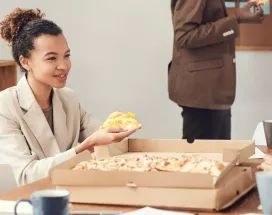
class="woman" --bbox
[0,8,140,186]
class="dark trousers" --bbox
[180,106,231,141]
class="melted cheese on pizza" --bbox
[100,111,141,129]
[256,0,268,5]
[73,154,226,177]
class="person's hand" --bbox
[236,1,264,24]
[75,126,141,154]
[257,154,272,171]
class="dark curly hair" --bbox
[0,8,63,72]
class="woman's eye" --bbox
[65,54,70,58]
[47,57,56,61]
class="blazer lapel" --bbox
[18,76,61,157]
[52,90,68,152]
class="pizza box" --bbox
[50,139,256,211]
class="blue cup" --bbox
[14,189,69,215]
[256,171,272,215]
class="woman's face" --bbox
[26,33,71,89]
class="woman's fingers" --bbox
[259,161,272,171]
[112,127,140,140]
[105,127,128,133]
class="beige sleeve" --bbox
[0,114,77,186]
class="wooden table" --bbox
[0,147,270,215]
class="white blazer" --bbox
[0,75,101,186]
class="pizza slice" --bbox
[249,0,268,5]
[100,111,141,129]
[257,0,268,5]
[180,155,225,177]
[155,157,188,172]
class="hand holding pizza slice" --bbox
[74,111,141,154]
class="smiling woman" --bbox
[0,8,140,186]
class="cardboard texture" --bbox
[50,139,256,211]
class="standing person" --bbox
[0,8,140,186]
[168,0,264,141]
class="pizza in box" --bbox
[76,111,225,177]
[73,154,225,177]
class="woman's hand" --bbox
[75,126,141,154]
[258,154,272,171]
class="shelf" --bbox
[0,60,17,91]
[0,60,16,67]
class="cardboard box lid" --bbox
[55,166,255,211]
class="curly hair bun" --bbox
[0,8,45,44]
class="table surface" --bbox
[0,147,270,215]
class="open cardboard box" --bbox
[50,139,256,211]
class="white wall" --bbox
[1,0,272,140]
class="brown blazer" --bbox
[168,0,239,110]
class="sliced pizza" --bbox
[73,154,226,177]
